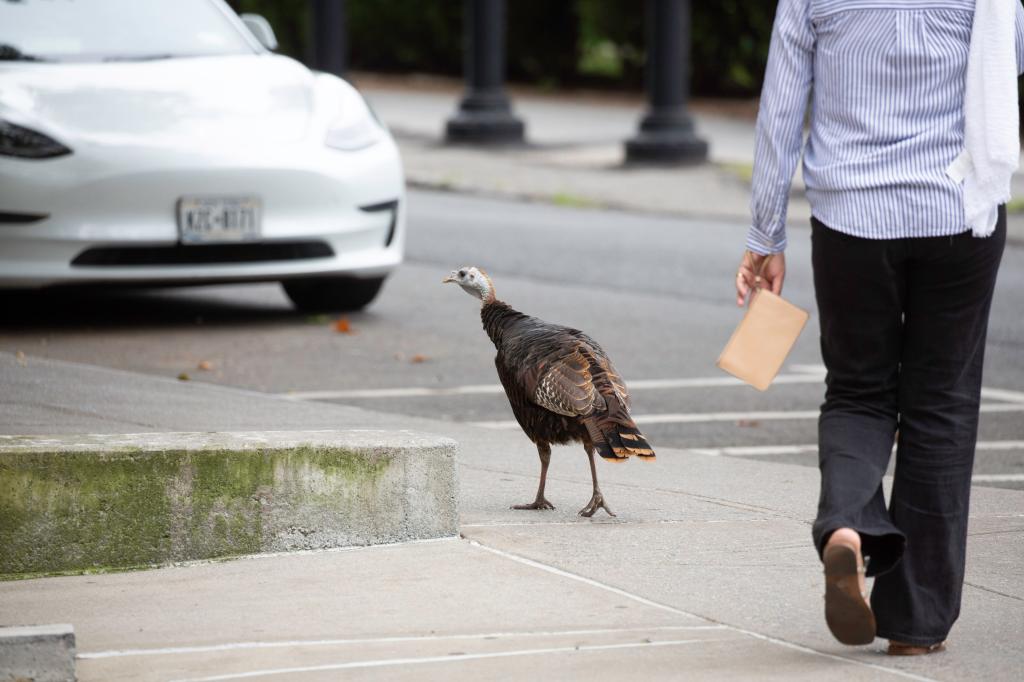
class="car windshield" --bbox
[0,0,256,62]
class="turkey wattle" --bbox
[443,266,655,517]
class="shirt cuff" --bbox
[745,226,787,255]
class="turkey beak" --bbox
[442,272,457,284]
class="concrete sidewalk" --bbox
[355,73,1024,244]
[1,351,1021,681]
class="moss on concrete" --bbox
[0,445,393,580]
[0,451,178,575]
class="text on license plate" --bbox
[177,196,262,244]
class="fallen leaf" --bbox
[16,351,27,366]
[197,360,214,371]
[306,314,330,325]
[410,354,429,364]
[177,372,191,381]
[736,419,760,428]
[334,317,353,334]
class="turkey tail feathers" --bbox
[588,418,656,462]
[579,348,656,462]
[615,425,656,460]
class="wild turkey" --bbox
[443,266,655,517]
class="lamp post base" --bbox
[625,131,709,165]
[626,110,708,164]
[445,108,525,145]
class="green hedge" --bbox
[230,0,1024,115]
[230,0,777,97]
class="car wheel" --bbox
[282,275,386,312]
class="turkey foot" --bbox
[578,491,615,518]
[512,497,555,511]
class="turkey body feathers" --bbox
[482,300,655,461]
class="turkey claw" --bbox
[578,492,615,518]
[512,498,555,511]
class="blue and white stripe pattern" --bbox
[748,0,1024,254]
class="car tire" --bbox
[282,275,386,312]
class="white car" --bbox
[0,0,404,311]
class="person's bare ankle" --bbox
[827,527,861,552]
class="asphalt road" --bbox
[2,189,1023,490]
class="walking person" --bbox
[735,0,1024,653]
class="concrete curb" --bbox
[0,624,76,682]
[0,430,459,579]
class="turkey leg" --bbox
[579,442,615,517]
[512,442,555,510]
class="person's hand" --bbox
[735,250,786,306]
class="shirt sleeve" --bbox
[1016,1,1024,74]
[747,0,814,255]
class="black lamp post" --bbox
[626,0,708,164]
[311,0,347,79]
[445,0,525,144]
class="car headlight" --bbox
[324,91,384,152]
[0,120,72,159]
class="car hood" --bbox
[0,54,320,148]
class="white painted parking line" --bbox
[980,387,1024,404]
[688,445,820,457]
[277,372,828,401]
[279,370,1024,416]
[689,440,1024,457]
[469,403,1024,430]
[683,442,1024,485]
[281,383,501,400]
[970,474,1024,483]
[168,638,738,681]
[467,410,815,430]
[788,364,827,375]
[973,440,1024,451]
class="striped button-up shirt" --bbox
[748,0,1024,255]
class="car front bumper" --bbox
[0,136,405,288]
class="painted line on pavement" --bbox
[461,518,781,529]
[79,625,725,660]
[467,540,937,682]
[277,371,829,401]
[688,440,1024,458]
[682,441,1024,486]
[167,638,738,681]
[278,369,1024,406]
[688,444,819,457]
[470,410,818,429]
[970,474,1024,483]
[469,403,1024,430]
[981,387,1024,404]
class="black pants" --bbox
[810,209,1005,646]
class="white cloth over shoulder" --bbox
[949,0,1020,236]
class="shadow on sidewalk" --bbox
[0,286,312,331]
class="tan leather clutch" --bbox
[717,288,809,391]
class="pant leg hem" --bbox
[876,630,948,647]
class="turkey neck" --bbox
[481,300,529,348]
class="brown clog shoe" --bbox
[887,640,946,656]
[823,542,876,645]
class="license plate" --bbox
[177,196,261,244]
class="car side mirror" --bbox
[240,13,278,51]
